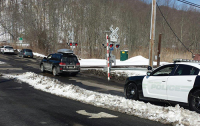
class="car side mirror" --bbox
[147,71,152,76]
[147,66,152,70]
[44,57,47,60]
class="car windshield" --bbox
[5,47,13,49]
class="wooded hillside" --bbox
[0,0,200,61]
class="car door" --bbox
[44,54,52,70]
[19,50,23,56]
[48,54,57,71]
[142,64,176,100]
[167,64,199,103]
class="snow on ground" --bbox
[3,72,200,126]
[0,61,5,64]
[79,55,169,67]
[33,52,46,58]
[113,70,147,76]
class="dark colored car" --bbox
[40,50,80,76]
[18,49,33,58]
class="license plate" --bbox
[68,66,74,68]
[28,56,30,57]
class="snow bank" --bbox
[0,61,5,64]
[3,72,200,126]
[33,52,46,58]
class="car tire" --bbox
[52,67,58,76]
[40,64,45,73]
[189,90,200,113]
[125,83,138,100]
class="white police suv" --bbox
[124,59,200,113]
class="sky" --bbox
[187,0,200,4]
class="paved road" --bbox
[0,53,170,126]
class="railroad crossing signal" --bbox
[109,25,119,42]
[68,28,78,51]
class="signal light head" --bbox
[69,43,73,46]
[75,43,78,46]
[109,44,113,48]
[115,44,120,48]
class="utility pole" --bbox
[149,0,156,67]
[157,33,162,67]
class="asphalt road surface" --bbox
[0,53,170,126]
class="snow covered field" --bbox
[1,53,200,125]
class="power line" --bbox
[156,2,194,56]
[177,0,200,9]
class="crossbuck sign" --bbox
[68,28,74,40]
[109,25,119,42]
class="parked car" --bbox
[40,49,80,76]
[18,49,33,58]
[0,45,14,54]
[124,59,200,113]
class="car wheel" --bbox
[52,67,58,76]
[125,83,138,100]
[40,64,45,73]
[189,90,200,113]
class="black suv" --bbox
[40,49,80,76]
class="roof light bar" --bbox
[173,58,200,63]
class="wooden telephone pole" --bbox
[157,34,162,67]
[149,0,156,67]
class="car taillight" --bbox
[59,62,66,65]
[76,63,80,66]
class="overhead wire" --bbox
[156,2,194,56]
[177,0,200,9]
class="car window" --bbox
[47,55,52,59]
[152,65,175,76]
[62,56,78,64]
[55,54,61,61]
[174,65,199,75]
[25,49,32,52]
